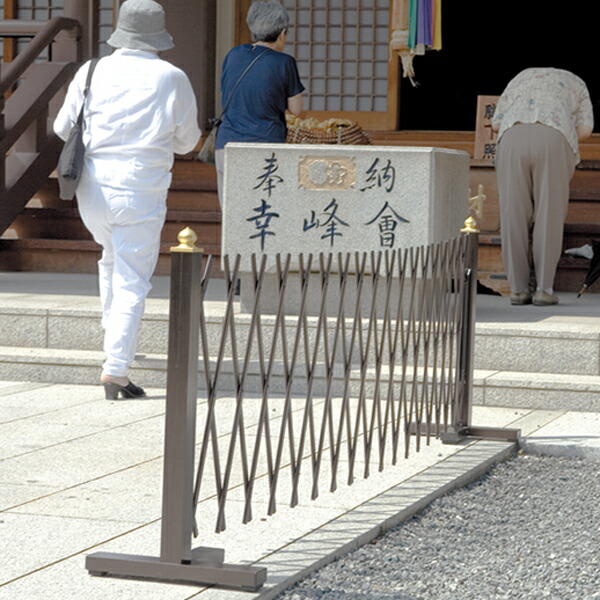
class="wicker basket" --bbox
[286,119,371,145]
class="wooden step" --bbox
[476,224,600,295]
[0,160,222,275]
[0,237,221,275]
[8,205,221,244]
[369,130,475,155]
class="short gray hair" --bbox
[247,0,289,42]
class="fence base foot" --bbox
[85,549,267,591]
[439,426,521,445]
[407,423,521,444]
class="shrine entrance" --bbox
[399,0,599,131]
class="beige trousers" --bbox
[495,123,576,294]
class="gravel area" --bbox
[275,454,600,600]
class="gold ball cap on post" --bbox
[170,227,204,253]
[461,216,479,234]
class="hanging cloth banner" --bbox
[408,0,442,50]
[416,0,433,47]
[408,0,418,49]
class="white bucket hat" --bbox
[107,0,174,52]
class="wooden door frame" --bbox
[3,0,18,62]
[235,0,399,131]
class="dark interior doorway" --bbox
[398,1,599,131]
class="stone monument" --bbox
[221,143,469,315]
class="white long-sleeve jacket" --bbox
[54,48,201,192]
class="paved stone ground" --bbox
[1,378,599,600]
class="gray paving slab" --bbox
[520,410,600,459]
[0,377,597,600]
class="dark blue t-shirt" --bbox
[215,44,305,150]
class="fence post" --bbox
[85,228,267,591]
[160,227,205,564]
[440,216,520,444]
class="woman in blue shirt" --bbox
[215,0,305,203]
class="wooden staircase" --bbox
[0,159,221,276]
[2,131,600,293]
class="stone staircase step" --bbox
[2,285,600,411]
[475,321,600,375]
[1,345,599,412]
[474,369,600,412]
[4,297,599,376]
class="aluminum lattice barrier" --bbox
[86,226,520,591]
[192,237,468,535]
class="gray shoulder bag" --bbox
[57,58,99,200]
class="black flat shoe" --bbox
[103,381,146,400]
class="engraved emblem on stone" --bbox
[299,156,356,191]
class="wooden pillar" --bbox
[392,0,409,30]
[161,0,216,131]
[63,0,93,60]
[390,0,410,57]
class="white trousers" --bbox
[77,174,167,378]
[496,123,576,294]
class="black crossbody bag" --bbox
[197,49,267,164]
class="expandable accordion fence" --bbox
[86,225,520,591]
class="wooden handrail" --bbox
[0,16,82,235]
[0,16,80,96]
[0,19,52,36]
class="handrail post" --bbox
[62,0,89,61]
[85,229,267,591]
[52,20,82,63]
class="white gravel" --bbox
[274,454,600,600]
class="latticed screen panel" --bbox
[283,0,390,112]
[16,0,64,20]
[12,0,64,58]
[5,0,116,58]
[14,0,62,56]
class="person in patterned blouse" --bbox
[492,67,594,306]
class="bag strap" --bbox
[76,58,99,126]
[217,48,268,123]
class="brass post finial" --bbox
[461,216,479,234]
[171,227,204,253]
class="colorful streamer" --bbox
[408,0,442,51]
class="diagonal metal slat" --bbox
[191,234,474,535]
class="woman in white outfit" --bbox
[54,0,201,399]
